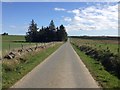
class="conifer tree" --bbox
[25,19,39,42]
[25,20,68,42]
[49,20,56,31]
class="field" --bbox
[2,35,39,56]
[71,36,120,88]
[70,37,119,55]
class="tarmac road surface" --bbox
[11,42,99,88]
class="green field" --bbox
[2,35,25,42]
[70,37,118,54]
[2,35,38,55]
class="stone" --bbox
[29,48,33,51]
[4,54,13,59]
[0,57,2,60]
[18,49,23,54]
[9,52,15,58]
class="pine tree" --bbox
[25,19,39,42]
[49,20,56,31]
[57,25,68,41]
[25,20,68,42]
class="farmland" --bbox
[2,35,39,56]
[70,36,119,55]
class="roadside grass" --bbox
[72,44,120,88]
[2,43,62,89]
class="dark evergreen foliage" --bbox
[2,32,8,35]
[25,20,68,42]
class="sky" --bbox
[1,0,119,2]
[1,1,118,36]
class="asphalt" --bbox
[11,42,99,88]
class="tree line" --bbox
[1,32,8,35]
[25,20,68,42]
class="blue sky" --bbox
[2,2,118,36]
[1,0,119,2]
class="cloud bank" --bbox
[55,3,118,33]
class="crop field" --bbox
[1,35,39,56]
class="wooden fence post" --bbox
[9,43,10,52]
[36,43,38,48]
[21,43,23,49]
[117,48,119,53]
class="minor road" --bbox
[12,42,99,88]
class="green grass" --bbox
[2,35,25,42]
[2,42,36,53]
[2,35,39,56]
[2,35,26,52]
[72,44,120,88]
[2,43,62,89]
[89,43,118,54]
[71,38,118,54]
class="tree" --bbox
[25,19,39,42]
[49,20,56,31]
[57,25,68,41]
[2,32,8,35]
[25,20,68,42]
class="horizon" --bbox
[2,2,118,36]
[1,34,119,37]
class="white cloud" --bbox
[70,9,80,15]
[74,16,81,21]
[64,3,118,32]
[64,17,72,22]
[54,8,66,11]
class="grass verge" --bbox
[2,43,62,89]
[72,43,120,88]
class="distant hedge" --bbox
[2,32,8,35]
